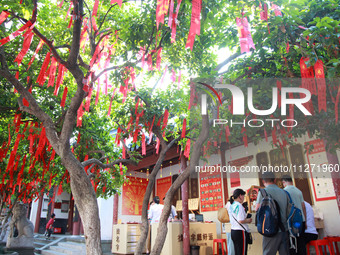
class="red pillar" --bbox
[325,143,340,213]
[181,155,190,255]
[34,193,43,233]
[113,193,119,224]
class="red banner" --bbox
[122,177,149,215]
[199,165,223,212]
[156,176,172,204]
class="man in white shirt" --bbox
[148,196,164,224]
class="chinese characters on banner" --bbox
[156,176,172,204]
[305,139,336,201]
[199,165,223,212]
[122,177,148,215]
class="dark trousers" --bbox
[231,229,247,255]
[303,233,318,244]
[289,222,306,255]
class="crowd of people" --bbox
[227,172,318,255]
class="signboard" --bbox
[156,176,172,204]
[305,139,336,201]
[199,165,223,212]
[122,177,148,215]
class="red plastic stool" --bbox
[213,239,227,255]
[324,237,340,255]
[307,239,334,255]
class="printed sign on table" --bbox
[122,177,148,215]
[156,176,172,204]
[199,165,223,212]
[305,139,336,201]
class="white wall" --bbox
[98,197,114,240]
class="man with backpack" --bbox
[282,175,307,255]
[256,172,290,255]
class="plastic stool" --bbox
[324,237,340,255]
[307,239,334,255]
[213,239,227,255]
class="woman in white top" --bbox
[228,189,252,255]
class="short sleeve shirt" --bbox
[148,203,164,224]
[256,184,289,231]
[228,201,249,231]
[284,185,305,221]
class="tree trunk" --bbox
[151,114,209,255]
[134,134,179,254]
[181,156,190,255]
[62,153,102,254]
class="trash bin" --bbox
[190,245,200,255]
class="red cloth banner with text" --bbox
[199,165,223,212]
[156,176,172,204]
[122,177,149,215]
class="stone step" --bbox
[58,241,86,251]
[41,250,66,255]
[50,245,81,255]
[34,241,48,248]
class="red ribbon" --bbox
[60,86,68,107]
[185,0,201,50]
[111,0,122,7]
[142,134,146,155]
[314,60,327,112]
[85,88,93,112]
[27,39,44,70]
[181,118,187,138]
[184,139,191,158]
[0,20,33,46]
[0,11,10,26]
[48,57,58,87]
[162,109,169,130]
[93,0,100,16]
[14,29,34,66]
[77,102,84,127]
[36,52,51,86]
[54,64,65,96]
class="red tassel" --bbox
[23,98,29,107]
[181,118,187,138]
[85,89,93,112]
[60,86,68,107]
[67,16,73,29]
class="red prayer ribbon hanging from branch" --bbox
[0,11,10,25]
[0,20,34,46]
[300,57,316,95]
[185,0,201,51]
[92,0,99,16]
[14,29,34,66]
[111,0,122,7]
[314,60,327,112]
[36,52,51,86]
[60,86,68,107]
[27,39,44,70]
[236,17,255,53]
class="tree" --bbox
[0,0,230,253]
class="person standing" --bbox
[302,201,318,243]
[148,196,164,224]
[228,189,252,255]
[282,175,307,255]
[45,213,55,239]
[256,172,290,255]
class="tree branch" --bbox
[215,52,242,72]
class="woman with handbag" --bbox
[227,189,252,255]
